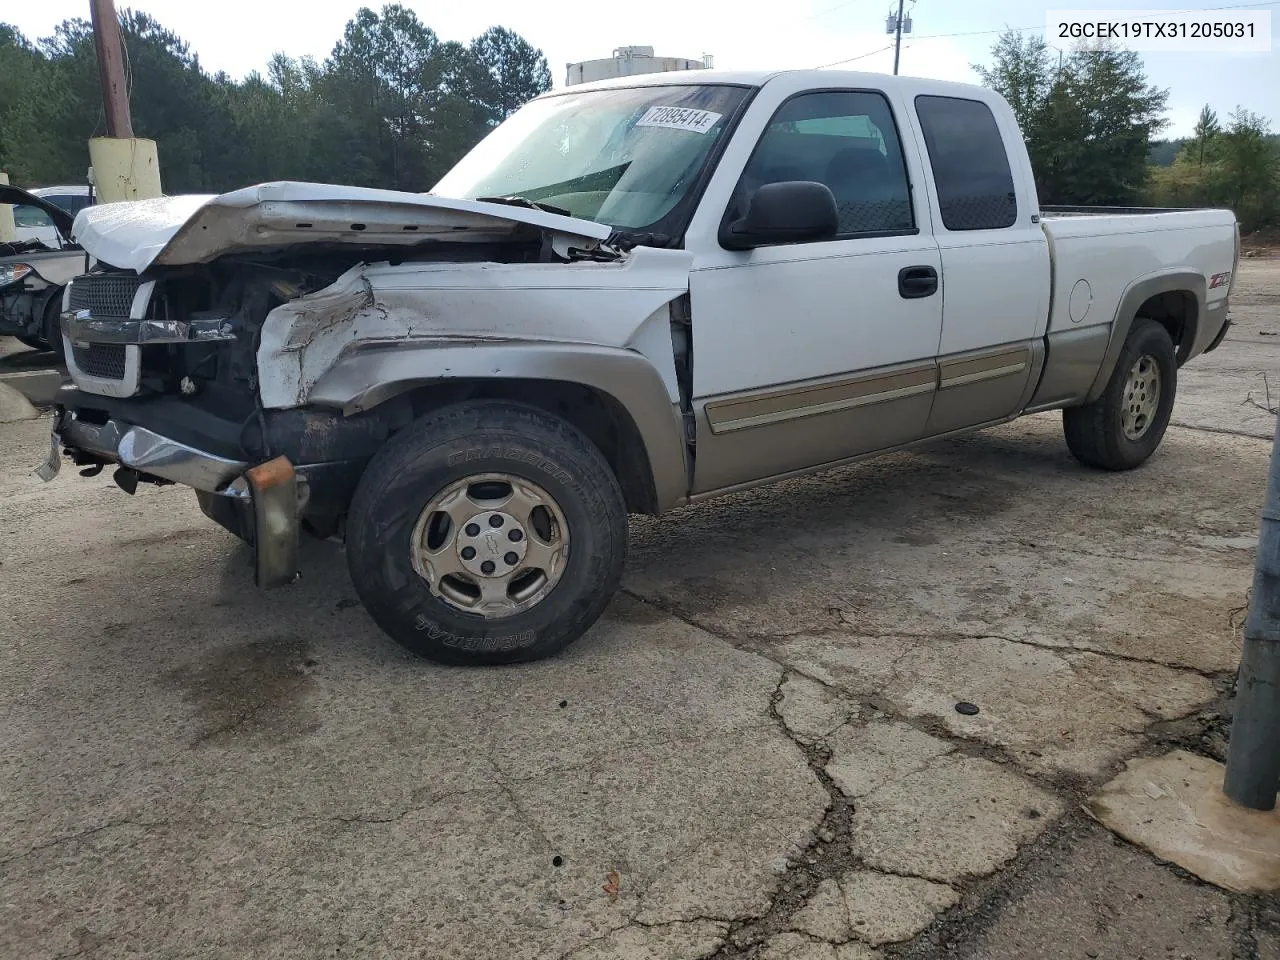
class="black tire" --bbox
[41,292,66,366]
[1063,318,1177,471]
[15,334,45,351]
[345,400,628,666]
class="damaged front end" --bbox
[38,183,625,588]
[38,258,403,587]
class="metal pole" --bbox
[1224,411,1280,810]
[89,0,134,138]
[892,0,905,75]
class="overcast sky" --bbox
[6,0,1278,137]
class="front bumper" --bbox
[38,410,301,588]
[40,409,248,491]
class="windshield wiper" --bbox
[475,195,572,217]
[607,230,676,251]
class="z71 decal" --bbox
[1209,271,1232,289]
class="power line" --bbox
[816,44,896,69]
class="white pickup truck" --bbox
[42,70,1239,665]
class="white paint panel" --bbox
[937,236,1051,354]
[683,72,943,401]
[1043,212,1237,334]
[690,235,943,398]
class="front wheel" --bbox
[1063,318,1177,471]
[345,400,628,666]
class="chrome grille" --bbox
[71,343,128,380]
[68,274,143,318]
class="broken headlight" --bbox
[0,263,33,290]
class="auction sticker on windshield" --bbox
[635,106,723,134]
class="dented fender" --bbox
[306,338,690,513]
[254,246,696,511]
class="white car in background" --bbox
[13,185,92,249]
[2,185,89,357]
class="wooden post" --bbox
[89,0,134,139]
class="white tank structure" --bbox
[566,47,713,87]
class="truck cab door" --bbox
[909,93,1051,434]
[684,83,942,495]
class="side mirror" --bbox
[720,181,839,250]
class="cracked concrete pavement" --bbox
[2,259,1279,958]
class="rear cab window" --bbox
[914,95,1017,231]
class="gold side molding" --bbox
[938,347,1030,390]
[705,364,936,435]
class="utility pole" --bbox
[892,0,905,75]
[885,0,913,75]
[85,0,162,203]
[1223,411,1280,810]
[89,0,133,138]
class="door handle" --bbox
[898,265,938,299]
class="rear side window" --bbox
[914,95,1017,231]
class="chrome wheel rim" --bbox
[410,473,570,618]
[1121,354,1162,441]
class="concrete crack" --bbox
[0,818,164,867]
[1,785,505,866]
[490,762,556,855]
[1170,420,1272,440]
[993,631,1227,681]
[187,692,285,747]
[706,672,856,958]
[626,587,1226,681]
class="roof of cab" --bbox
[541,68,995,102]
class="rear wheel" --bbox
[1063,319,1177,471]
[345,400,628,665]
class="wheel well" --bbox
[397,378,660,515]
[1134,290,1198,365]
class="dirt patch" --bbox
[1241,230,1280,258]
[166,635,319,746]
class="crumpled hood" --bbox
[70,181,614,274]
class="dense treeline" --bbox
[3,12,1276,230]
[0,4,551,194]
[975,31,1279,230]
[1147,106,1280,231]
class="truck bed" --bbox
[1039,207,1237,351]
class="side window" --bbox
[49,194,90,214]
[914,95,1017,231]
[734,90,914,238]
[12,205,53,228]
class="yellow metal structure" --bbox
[0,172,15,243]
[88,138,163,203]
